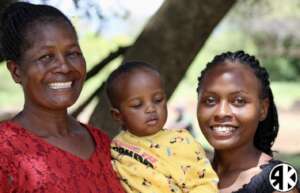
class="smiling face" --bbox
[8,20,86,111]
[197,61,268,152]
[111,68,167,136]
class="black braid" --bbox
[106,61,160,108]
[0,2,76,62]
[197,50,279,156]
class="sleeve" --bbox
[0,123,18,193]
[0,165,9,193]
[0,149,15,193]
[168,129,219,193]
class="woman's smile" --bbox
[48,81,73,90]
[210,125,238,138]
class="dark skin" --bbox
[197,62,298,193]
[110,69,167,136]
[7,20,94,160]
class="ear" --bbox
[6,60,22,84]
[110,107,123,124]
[259,98,269,121]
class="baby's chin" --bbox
[128,127,161,137]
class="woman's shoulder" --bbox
[233,159,299,193]
[83,123,111,146]
[0,120,16,130]
[0,120,22,143]
[0,121,29,161]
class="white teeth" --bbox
[213,126,235,134]
[48,81,72,89]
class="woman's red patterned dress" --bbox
[0,121,125,193]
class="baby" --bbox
[106,61,219,193]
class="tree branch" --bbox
[85,46,130,81]
[71,83,104,118]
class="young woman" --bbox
[196,50,299,193]
[0,2,125,192]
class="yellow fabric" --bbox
[111,129,219,193]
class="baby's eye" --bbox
[203,96,216,106]
[153,95,164,104]
[232,96,246,107]
[129,101,142,108]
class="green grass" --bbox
[271,82,300,109]
[275,153,300,174]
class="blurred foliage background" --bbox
[0,0,299,167]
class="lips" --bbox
[145,115,159,126]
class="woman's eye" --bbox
[67,51,82,59]
[204,96,216,106]
[37,54,53,64]
[233,96,246,106]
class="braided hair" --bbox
[0,2,76,62]
[106,61,160,108]
[197,50,279,156]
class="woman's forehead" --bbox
[201,62,262,93]
[23,20,76,47]
[205,62,257,81]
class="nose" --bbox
[54,53,73,73]
[214,100,233,122]
[145,102,156,113]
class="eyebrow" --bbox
[201,90,249,95]
[126,90,165,101]
[127,97,141,102]
[230,90,249,95]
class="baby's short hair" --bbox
[106,61,160,108]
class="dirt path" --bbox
[273,110,300,154]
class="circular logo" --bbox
[269,163,298,192]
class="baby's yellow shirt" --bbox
[111,129,219,193]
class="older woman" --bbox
[0,2,125,193]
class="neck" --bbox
[213,144,263,175]
[13,103,73,137]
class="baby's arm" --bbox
[187,149,219,193]
[170,129,219,193]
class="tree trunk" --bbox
[89,0,237,138]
